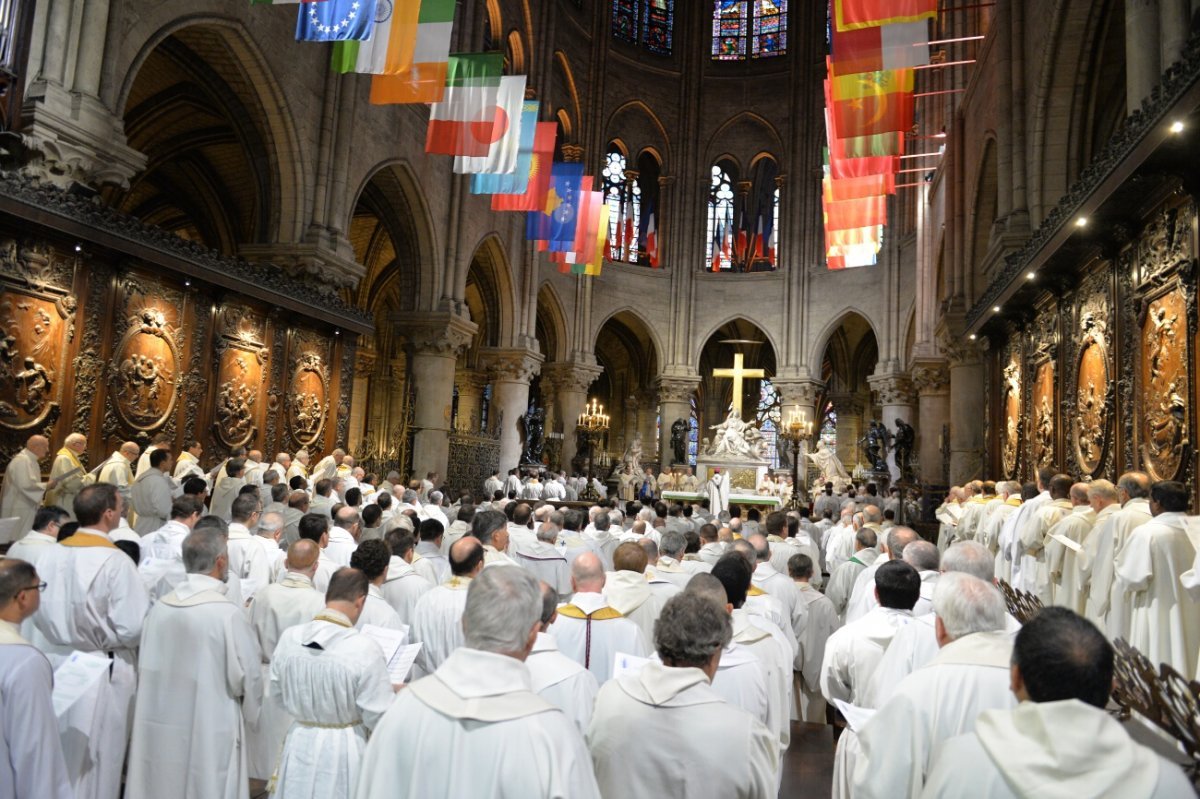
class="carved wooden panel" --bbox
[1137,203,1194,289]
[1000,342,1022,479]
[212,306,268,450]
[1070,268,1114,479]
[287,329,331,448]
[1032,362,1056,470]
[106,277,184,437]
[1139,286,1189,481]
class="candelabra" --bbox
[779,405,814,510]
[577,398,610,501]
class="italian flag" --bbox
[426,53,504,157]
[368,0,457,103]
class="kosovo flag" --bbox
[526,163,585,251]
[297,0,377,41]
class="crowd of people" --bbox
[0,434,1196,798]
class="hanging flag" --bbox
[734,210,748,262]
[824,194,887,231]
[369,0,457,103]
[296,0,377,41]
[833,0,937,32]
[331,0,418,74]
[491,122,557,211]
[614,195,627,259]
[525,163,586,249]
[623,199,636,261]
[646,210,659,267]
[426,53,504,157]
[825,225,882,248]
[767,219,777,266]
[830,75,914,137]
[711,217,723,272]
[721,210,733,262]
[454,75,527,174]
[830,19,929,76]
[585,203,610,276]
[753,215,764,259]
[472,101,540,194]
[823,172,895,202]
[824,111,900,179]
[830,68,914,103]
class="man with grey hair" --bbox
[357,567,601,798]
[651,529,698,589]
[326,505,361,568]
[125,526,262,799]
[410,537,486,676]
[747,533,806,651]
[587,591,778,798]
[252,509,287,579]
[844,526,921,623]
[424,490,449,529]
[526,582,600,733]
[824,506,859,574]
[853,573,1017,799]
[46,432,89,521]
[1076,478,1120,617]
[1043,482,1097,609]
[548,552,648,683]
[513,513,571,593]
[903,540,941,615]
[825,526,880,619]
[977,480,1022,557]
[1086,471,1153,638]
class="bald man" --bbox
[99,440,140,514]
[46,433,90,521]
[410,537,487,677]
[1,434,56,540]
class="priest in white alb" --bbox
[601,541,676,642]
[379,528,433,624]
[1073,479,1120,616]
[785,552,841,722]
[45,432,90,520]
[1017,473,1073,600]
[349,539,406,631]
[513,516,572,593]
[130,448,175,535]
[1043,482,1096,609]
[354,566,601,798]
[125,526,262,799]
[1080,471,1152,635]
[97,441,139,510]
[1,434,55,538]
[527,582,601,733]
[409,536,485,676]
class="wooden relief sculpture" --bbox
[1140,289,1188,480]
[110,294,182,433]
[1072,289,1112,477]
[1001,350,1021,478]
[287,331,330,447]
[213,307,267,449]
[1032,362,1055,470]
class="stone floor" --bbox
[250,721,836,798]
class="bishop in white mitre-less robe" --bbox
[34,528,150,799]
[587,661,778,799]
[852,630,1016,799]
[526,631,600,733]
[355,647,600,798]
[922,699,1194,799]
[409,574,473,676]
[246,571,326,781]
[271,609,395,799]
[0,618,72,799]
[1,446,49,537]
[125,573,263,799]
[547,590,649,683]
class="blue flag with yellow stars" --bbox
[296,0,378,41]
[526,163,585,252]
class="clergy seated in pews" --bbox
[513,511,571,593]
[1115,479,1200,678]
[349,539,406,631]
[380,529,433,625]
[602,541,679,643]
[788,553,842,724]
[852,572,1016,799]
[527,582,601,733]
[410,536,486,677]
[34,483,150,799]
[923,607,1195,798]
[247,540,327,782]
[355,566,600,798]
[825,526,880,620]
[271,567,396,799]
[125,526,262,799]
[587,591,779,799]
[1042,482,1096,608]
[843,527,923,624]
[548,552,649,683]
[688,570,792,769]
[0,559,72,799]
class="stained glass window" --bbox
[755,379,781,468]
[752,0,787,58]
[613,0,638,43]
[712,1,748,60]
[706,164,736,270]
[644,0,674,55]
[688,396,699,465]
[603,147,640,263]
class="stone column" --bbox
[347,349,377,455]
[404,314,476,478]
[868,373,917,481]
[453,369,489,433]
[542,361,603,472]
[1160,0,1189,70]
[1126,0,1162,113]
[829,393,865,471]
[623,395,641,457]
[656,376,701,466]
[937,329,985,484]
[639,390,660,465]
[911,360,951,484]
[481,348,543,474]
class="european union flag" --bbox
[296,0,378,42]
[526,163,585,251]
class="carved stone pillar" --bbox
[772,377,825,479]
[830,393,865,470]
[639,390,660,464]
[1126,0,1162,113]
[480,348,543,473]
[348,349,377,455]
[938,330,985,484]
[868,373,917,481]
[543,361,603,471]
[623,395,641,455]
[453,368,489,433]
[656,376,701,466]
[911,360,950,484]
[404,314,476,477]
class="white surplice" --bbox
[1004,490,1049,587]
[379,556,433,625]
[602,569,674,644]
[853,631,1017,799]
[228,522,274,603]
[826,547,879,620]
[547,590,649,683]
[130,469,174,536]
[752,561,808,649]
[819,605,913,706]
[1044,505,1096,610]
[587,661,777,799]
[1091,497,1153,638]
[246,573,326,781]
[526,631,600,733]
[355,647,600,799]
[33,530,149,799]
[731,608,794,753]
[409,576,472,676]
[1017,497,1072,598]
[5,530,57,640]
[270,610,395,799]
[0,621,72,799]
[125,574,262,799]
[1075,501,1119,621]
[324,526,357,568]
[769,535,823,590]
[355,584,406,631]
[922,699,1195,799]
[410,541,450,586]
[512,539,572,593]
[1,447,48,538]
[794,582,841,722]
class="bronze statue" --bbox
[670,417,687,465]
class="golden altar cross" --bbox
[713,352,766,420]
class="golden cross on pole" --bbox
[712,352,766,420]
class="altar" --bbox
[661,490,782,512]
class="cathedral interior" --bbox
[0,0,1198,509]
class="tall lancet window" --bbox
[706,162,736,271]
[603,145,640,264]
[752,0,787,57]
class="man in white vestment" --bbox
[514,512,571,593]
[952,481,986,543]
[1043,482,1096,608]
[852,573,1016,799]
[97,440,139,512]
[411,517,452,583]
[826,526,879,619]
[0,559,73,799]
[210,457,248,522]
[549,551,649,683]
[587,591,778,798]
[787,553,841,722]
[528,582,601,733]
[484,470,503,498]
[137,496,205,601]
[1002,468,1054,586]
[922,607,1194,798]
[748,533,808,646]
[649,529,700,589]
[824,508,858,574]
[174,440,207,483]
[325,505,361,567]
[1,434,56,538]
[45,432,90,521]
[125,526,262,799]
[1115,480,1199,677]
[1017,473,1073,599]
[601,541,677,643]
[243,449,268,486]
[268,452,291,483]
[502,468,522,498]
[131,448,175,535]
[441,504,473,553]
[309,448,344,485]
[227,492,273,603]
[977,480,1021,555]
[285,450,309,485]
[705,467,730,515]
[132,433,169,478]
[697,522,727,565]
[350,539,407,631]
[33,484,150,799]
[410,537,485,676]
[1073,479,1120,617]
[355,566,601,798]
[246,540,326,781]
[579,509,621,570]
[272,567,396,799]
[6,506,69,569]
[380,528,433,624]
[1089,471,1154,638]
[843,526,921,624]
[767,512,822,590]
[289,513,342,593]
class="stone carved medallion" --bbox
[1001,348,1021,479]
[1139,289,1188,480]
[287,332,331,447]
[1032,362,1055,470]
[212,307,267,449]
[110,299,181,432]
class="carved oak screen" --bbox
[212,306,268,450]
[1000,340,1022,479]
[1070,268,1114,479]
[106,276,184,441]
[1138,286,1189,481]
[1027,308,1058,473]
[287,329,332,448]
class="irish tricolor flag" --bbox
[368,0,456,102]
[425,53,504,157]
